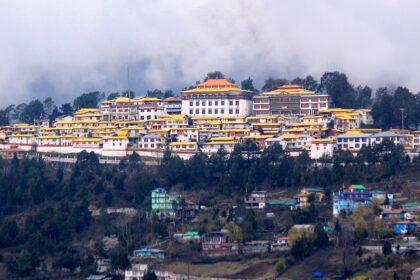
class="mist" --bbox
[0,0,419,105]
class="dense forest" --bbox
[0,71,419,129]
[0,138,417,277]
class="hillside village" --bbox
[0,79,419,163]
[0,77,419,280]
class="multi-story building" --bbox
[253,84,329,116]
[181,79,255,116]
[163,96,182,115]
[201,230,239,257]
[244,191,268,209]
[151,188,180,217]
[100,96,164,121]
[333,184,371,216]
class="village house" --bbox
[298,187,324,207]
[393,221,418,234]
[173,231,201,242]
[271,236,289,251]
[181,79,255,117]
[151,188,180,218]
[253,84,329,116]
[137,134,165,150]
[133,248,165,260]
[333,184,371,217]
[309,138,334,159]
[242,240,271,254]
[124,264,149,280]
[244,191,268,209]
[201,231,240,257]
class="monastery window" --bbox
[215,109,218,114]
[221,101,225,105]
[190,101,193,106]
[209,109,212,114]
[209,101,212,106]
[202,101,206,106]
[229,109,233,114]
[195,109,199,114]
[235,101,239,106]
[215,101,219,106]
[196,101,199,106]
[201,109,205,114]
[235,109,239,114]
[221,109,225,114]
[189,109,193,114]
[229,101,233,106]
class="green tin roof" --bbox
[183,231,199,237]
[303,187,324,192]
[351,185,366,189]
[267,199,297,206]
[401,201,420,207]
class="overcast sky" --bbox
[1,0,419,105]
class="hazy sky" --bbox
[1,0,419,105]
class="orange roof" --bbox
[277,84,303,90]
[196,79,236,88]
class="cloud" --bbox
[0,0,419,106]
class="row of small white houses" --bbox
[0,130,409,160]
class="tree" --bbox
[382,240,392,256]
[290,237,312,260]
[163,90,174,98]
[319,72,356,108]
[354,85,372,108]
[111,246,130,270]
[43,97,56,116]
[205,71,225,80]
[9,249,38,276]
[146,89,164,99]
[261,77,289,92]
[241,77,258,92]
[314,223,329,248]
[107,92,120,100]
[73,92,104,109]
[122,90,135,98]
[60,103,74,115]
[223,221,243,243]
[291,75,319,91]
[22,99,45,123]
[143,271,158,280]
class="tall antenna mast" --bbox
[127,65,131,99]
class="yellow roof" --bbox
[302,115,323,119]
[321,108,354,113]
[9,134,34,137]
[117,129,129,137]
[149,129,170,134]
[213,129,250,133]
[133,96,161,102]
[252,122,281,126]
[311,138,334,143]
[289,122,322,127]
[210,136,237,141]
[281,134,301,139]
[73,138,102,142]
[204,141,237,145]
[243,135,275,139]
[38,135,61,139]
[103,136,128,140]
[246,115,279,120]
[262,84,315,95]
[169,141,197,146]
[181,79,252,94]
